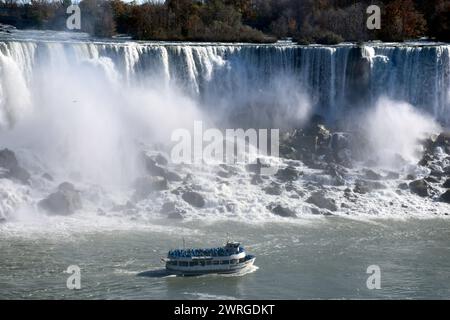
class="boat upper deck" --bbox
[168,245,245,259]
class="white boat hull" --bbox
[166,257,255,276]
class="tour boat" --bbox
[163,241,255,276]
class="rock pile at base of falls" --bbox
[0,149,31,185]
[416,131,450,203]
[38,182,82,215]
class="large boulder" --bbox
[409,179,432,197]
[38,182,82,215]
[0,149,18,168]
[443,179,450,189]
[306,191,338,212]
[434,132,450,149]
[440,190,450,203]
[182,191,205,208]
[268,204,297,218]
[275,166,302,182]
[142,153,166,177]
[354,179,386,194]
[0,149,30,184]
[264,182,283,195]
[364,169,382,181]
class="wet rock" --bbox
[8,166,31,184]
[364,169,382,180]
[134,176,168,200]
[163,170,183,182]
[398,183,409,190]
[142,154,166,177]
[443,166,450,176]
[419,154,433,167]
[0,148,18,168]
[154,153,169,166]
[161,202,176,214]
[434,132,450,149]
[409,179,431,197]
[264,182,283,195]
[440,190,450,203]
[306,191,338,212]
[38,182,82,215]
[182,191,205,208]
[406,174,416,180]
[275,166,302,182]
[443,179,450,188]
[279,145,297,159]
[354,179,386,194]
[268,204,297,218]
[0,149,30,184]
[425,176,441,184]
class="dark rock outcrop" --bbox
[354,179,386,194]
[38,182,82,215]
[440,190,450,203]
[275,166,302,182]
[364,169,382,181]
[398,183,409,190]
[433,132,450,150]
[409,179,432,197]
[443,179,450,189]
[264,182,283,195]
[306,191,338,211]
[0,149,30,184]
[182,191,205,208]
[268,204,297,218]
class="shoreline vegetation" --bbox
[0,0,449,44]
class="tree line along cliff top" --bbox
[0,0,448,44]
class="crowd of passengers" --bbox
[168,247,244,258]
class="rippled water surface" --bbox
[1,217,449,299]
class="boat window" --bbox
[239,258,245,263]
[231,259,238,264]
[167,261,177,266]
[199,261,206,266]
[189,261,199,267]
[179,261,188,267]
[220,260,230,265]
[213,260,220,265]
[206,261,212,265]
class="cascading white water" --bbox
[0,33,449,222]
[1,40,449,129]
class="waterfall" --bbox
[0,39,449,130]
